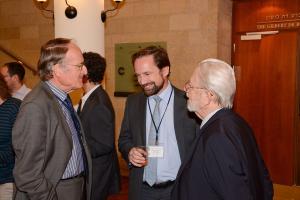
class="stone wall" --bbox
[0,0,54,88]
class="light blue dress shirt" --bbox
[46,81,84,179]
[145,81,181,183]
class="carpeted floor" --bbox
[107,176,300,200]
[107,176,129,200]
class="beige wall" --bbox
[0,0,232,176]
[0,0,54,88]
[104,0,232,175]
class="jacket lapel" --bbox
[173,87,187,161]
[176,109,227,178]
[139,94,147,146]
[79,86,100,118]
[41,82,73,145]
[199,108,227,132]
[176,127,202,178]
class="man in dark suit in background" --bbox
[78,52,120,200]
[118,46,198,200]
[171,58,274,200]
[12,38,92,200]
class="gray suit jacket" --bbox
[12,82,92,200]
[118,86,198,200]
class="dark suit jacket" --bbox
[172,109,274,200]
[78,86,121,200]
[12,82,92,200]
[118,86,198,200]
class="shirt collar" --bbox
[200,108,222,129]
[82,84,100,102]
[149,81,172,103]
[15,84,27,94]
[45,81,67,101]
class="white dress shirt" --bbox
[12,84,31,100]
[79,84,100,111]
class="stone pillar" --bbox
[54,0,104,55]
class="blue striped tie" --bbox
[64,97,84,175]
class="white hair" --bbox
[197,58,236,108]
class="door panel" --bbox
[233,31,298,185]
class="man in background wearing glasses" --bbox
[12,38,92,200]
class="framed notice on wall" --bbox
[114,42,167,97]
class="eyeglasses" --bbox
[184,81,206,92]
[64,62,85,70]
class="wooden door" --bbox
[233,31,299,185]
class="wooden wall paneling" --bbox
[233,1,260,33]
[234,31,298,185]
[296,32,300,185]
[233,0,300,185]
[233,0,300,33]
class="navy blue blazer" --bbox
[78,86,120,200]
[172,109,273,200]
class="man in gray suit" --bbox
[12,38,92,200]
[118,46,198,200]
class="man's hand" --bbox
[128,147,147,167]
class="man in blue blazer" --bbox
[118,46,198,200]
[171,58,273,200]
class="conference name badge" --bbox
[147,145,164,158]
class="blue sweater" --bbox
[0,97,21,184]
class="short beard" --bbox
[142,82,163,96]
[187,101,196,112]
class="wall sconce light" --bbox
[34,0,54,16]
[65,0,77,19]
[34,0,78,19]
[101,0,124,23]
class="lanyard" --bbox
[147,88,173,144]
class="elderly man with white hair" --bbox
[171,58,274,200]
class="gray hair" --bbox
[38,38,71,81]
[197,58,236,108]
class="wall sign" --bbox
[257,12,300,30]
